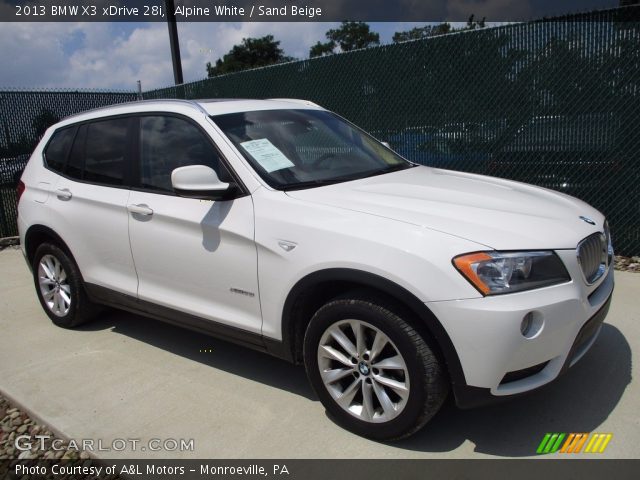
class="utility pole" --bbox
[164,0,184,85]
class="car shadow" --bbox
[78,309,316,401]
[394,323,632,457]
[79,313,630,457]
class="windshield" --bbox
[211,109,413,190]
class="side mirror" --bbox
[171,165,236,200]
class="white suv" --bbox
[17,99,614,440]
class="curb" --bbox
[0,237,19,247]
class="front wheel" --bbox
[303,295,449,441]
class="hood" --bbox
[286,166,604,250]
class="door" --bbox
[127,115,262,334]
[51,117,138,295]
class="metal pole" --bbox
[164,0,184,85]
[136,80,143,100]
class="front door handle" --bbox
[55,188,72,200]
[127,204,154,216]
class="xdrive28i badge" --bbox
[580,216,596,225]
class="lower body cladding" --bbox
[429,265,614,408]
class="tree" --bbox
[310,21,380,57]
[392,23,452,43]
[466,14,486,30]
[32,108,59,139]
[309,40,336,58]
[392,18,486,44]
[206,35,293,77]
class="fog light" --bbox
[521,311,544,339]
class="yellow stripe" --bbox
[560,434,575,453]
[591,434,606,453]
[598,434,612,453]
[585,434,598,453]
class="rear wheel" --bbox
[33,243,99,328]
[304,294,448,440]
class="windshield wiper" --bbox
[281,177,351,191]
[281,163,417,191]
[352,162,418,182]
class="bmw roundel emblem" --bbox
[579,216,596,225]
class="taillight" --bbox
[16,180,25,205]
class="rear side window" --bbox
[83,118,129,186]
[139,115,229,193]
[44,127,75,173]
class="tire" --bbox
[303,294,448,441]
[32,243,99,328]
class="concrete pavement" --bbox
[0,247,638,458]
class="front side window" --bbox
[139,115,229,193]
[83,118,129,186]
[211,109,412,190]
[44,127,75,173]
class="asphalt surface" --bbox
[0,247,638,459]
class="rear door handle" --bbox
[127,204,154,216]
[55,188,72,200]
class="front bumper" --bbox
[427,253,614,407]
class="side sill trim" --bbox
[84,283,291,362]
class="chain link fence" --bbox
[146,7,640,255]
[0,90,136,237]
[1,6,639,254]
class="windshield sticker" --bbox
[240,139,295,173]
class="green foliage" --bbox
[206,35,294,77]
[31,108,59,138]
[392,23,453,43]
[309,40,336,58]
[317,21,379,55]
[392,17,486,43]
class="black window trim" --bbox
[64,123,87,182]
[42,114,136,191]
[43,111,248,198]
[42,124,78,174]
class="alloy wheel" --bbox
[317,319,410,423]
[38,254,71,317]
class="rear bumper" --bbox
[452,291,612,408]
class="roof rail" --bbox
[63,98,209,121]
[268,98,321,107]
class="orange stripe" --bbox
[560,434,576,453]
[453,253,492,295]
[567,434,582,453]
[573,434,589,453]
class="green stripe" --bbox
[550,433,566,453]
[537,434,552,454]
[543,434,559,454]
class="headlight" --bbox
[453,251,570,295]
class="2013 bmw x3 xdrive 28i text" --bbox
[17,99,614,440]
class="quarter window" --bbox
[139,116,229,193]
[44,127,75,173]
